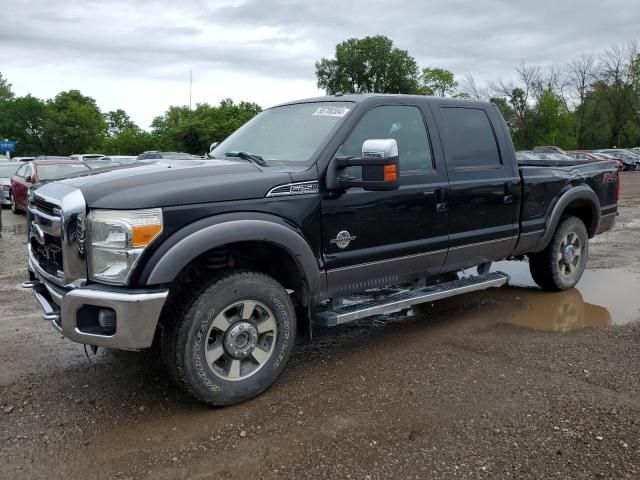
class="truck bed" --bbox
[513,159,619,257]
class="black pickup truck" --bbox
[24,94,619,405]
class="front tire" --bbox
[9,192,19,213]
[529,216,588,291]
[161,270,296,406]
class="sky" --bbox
[1,0,638,129]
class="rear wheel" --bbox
[161,270,296,406]
[529,216,588,291]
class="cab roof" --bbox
[272,93,492,110]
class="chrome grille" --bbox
[28,184,87,286]
[30,233,63,277]
[31,196,59,215]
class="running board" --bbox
[314,272,509,327]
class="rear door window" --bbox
[440,107,501,169]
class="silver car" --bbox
[0,162,19,206]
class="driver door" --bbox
[321,101,449,296]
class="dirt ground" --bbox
[1,174,639,480]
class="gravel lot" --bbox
[1,174,639,480]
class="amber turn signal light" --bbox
[131,224,162,247]
[384,164,398,182]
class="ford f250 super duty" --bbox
[23,94,619,405]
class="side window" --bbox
[16,165,27,177]
[339,105,433,173]
[440,107,501,169]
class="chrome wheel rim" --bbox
[204,300,277,381]
[557,231,582,277]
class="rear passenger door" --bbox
[434,105,520,270]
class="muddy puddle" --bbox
[470,261,640,332]
[1,222,28,235]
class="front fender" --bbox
[139,213,324,299]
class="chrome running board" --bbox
[314,272,509,326]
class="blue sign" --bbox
[1,140,16,152]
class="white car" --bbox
[69,153,105,162]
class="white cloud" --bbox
[1,0,638,128]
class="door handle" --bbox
[503,182,513,204]
[435,188,448,212]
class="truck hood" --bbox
[61,159,293,209]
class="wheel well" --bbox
[561,200,596,237]
[172,241,308,308]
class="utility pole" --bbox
[189,71,192,111]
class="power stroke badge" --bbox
[330,230,357,249]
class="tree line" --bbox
[1,35,639,156]
[0,74,261,156]
[316,35,640,150]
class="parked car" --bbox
[0,162,19,206]
[137,151,194,160]
[9,159,90,213]
[10,156,36,163]
[582,152,625,172]
[69,154,105,162]
[102,155,138,165]
[517,151,574,162]
[533,146,566,154]
[594,149,640,171]
[24,94,619,406]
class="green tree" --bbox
[0,72,14,102]
[532,89,576,149]
[0,95,48,155]
[151,99,262,154]
[105,109,137,137]
[101,126,157,155]
[43,90,107,154]
[315,35,420,95]
[420,67,459,97]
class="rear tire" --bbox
[161,270,296,406]
[529,216,588,291]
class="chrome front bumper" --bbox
[27,255,168,350]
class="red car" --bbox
[9,158,90,213]
[566,150,624,172]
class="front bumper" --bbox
[26,254,168,350]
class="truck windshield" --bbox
[212,102,354,165]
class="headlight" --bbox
[88,208,163,285]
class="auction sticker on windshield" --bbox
[313,106,350,117]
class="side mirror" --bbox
[327,138,400,191]
[209,142,219,154]
[25,175,33,183]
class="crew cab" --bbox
[23,95,619,405]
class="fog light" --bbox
[98,308,116,331]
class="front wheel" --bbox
[9,192,19,213]
[529,216,588,291]
[161,270,296,406]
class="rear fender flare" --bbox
[534,186,600,252]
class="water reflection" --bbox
[504,287,611,332]
[486,261,640,331]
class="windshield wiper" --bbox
[225,151,267,167]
